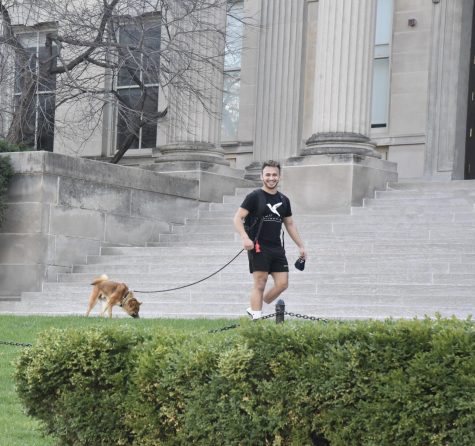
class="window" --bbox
[222,1,243,140]
[116,16,160,150]
[14,29,57,150]
[371,0,393,128]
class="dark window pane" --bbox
[14,95,36,148]
[116,87,158,149]
[118,24,142,87]
[37,94,55,151]
[38,43,57,92]
[15,48,36,94]
[118,21,161,86]
[141,88,158,148]
[117,50,142,87]
[117,88,141,149]
[142,23,161,84]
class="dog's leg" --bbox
[85,288,100,316]
[100,300,112,318]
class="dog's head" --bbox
[122,291,142,318]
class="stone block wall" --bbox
[0,151,202,295]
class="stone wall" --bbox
[0,151,203,295]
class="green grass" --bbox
[0,315,238,446]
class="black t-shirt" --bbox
[240,189,292,247]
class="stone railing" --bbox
[0,151,203,295]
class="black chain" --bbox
[208,323,240,333]
[259,312,277,320]
[208,311,328,333]
[208,313,278,333]
[0,340,32,347]
[285,312,328,323]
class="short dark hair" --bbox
[261,160,281,172]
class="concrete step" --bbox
[59,271,456,285]
[98,246,467,263]
[85,254,250,267]
[19,291,474,308]
[2,296,471,320]
[374,190,475,200]
[159,230,475,244]
[387,180,475,191]
[148,241,475,255]
[363,197,475,207]
[172,220,475,235]
[10,180,475,320]
[316,282,475,297]
[351,206,474,215]
[197,209,475,223]
[79,258,455,274]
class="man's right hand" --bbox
[242,236,254,251]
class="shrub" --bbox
[126,318,475,445]
[15,326,147,446]
[15,318,475,446]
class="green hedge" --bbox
[15,327,147,446]
[15,318,475,445]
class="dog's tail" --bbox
[91,274,109,285]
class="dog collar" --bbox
[120,291,132,307]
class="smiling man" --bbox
[233,160,307,319]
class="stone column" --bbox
[304,0,379,157]
[424,0,473,180]
[150,1,257,200]
[282,0,398,214]
[245,0,306,179]
[154,0,228,165]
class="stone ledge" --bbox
[1,151,200,200]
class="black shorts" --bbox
[248,245,289,274]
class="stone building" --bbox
[2,0,475,313]
[1,0,474,209]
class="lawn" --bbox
[0,315,237,446]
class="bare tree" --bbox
[0,0,239,163]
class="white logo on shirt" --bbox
[267,202,283,216]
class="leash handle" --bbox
[133,249,245,294]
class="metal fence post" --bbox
[275,299,285,324]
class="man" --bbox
[233,160,307,319]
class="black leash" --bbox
[133,249,245,294]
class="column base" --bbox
[305,132,382,158]
[148,145,259,201]
[153,142,230,165]
[243,161,264,181]
[281,153,398,214]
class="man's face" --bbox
[261,166,280,190]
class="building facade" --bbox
[1,0,474,184]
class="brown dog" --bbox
[85,274,141,318]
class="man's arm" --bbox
[233,207,255,251]
[283,216,307,259]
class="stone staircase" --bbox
[2,181,475,319]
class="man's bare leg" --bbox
[263,272,289,304]
[250,271,269,311]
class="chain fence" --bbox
[0,340,32,348]
[0,301,325,344]
[208,304,327,334]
